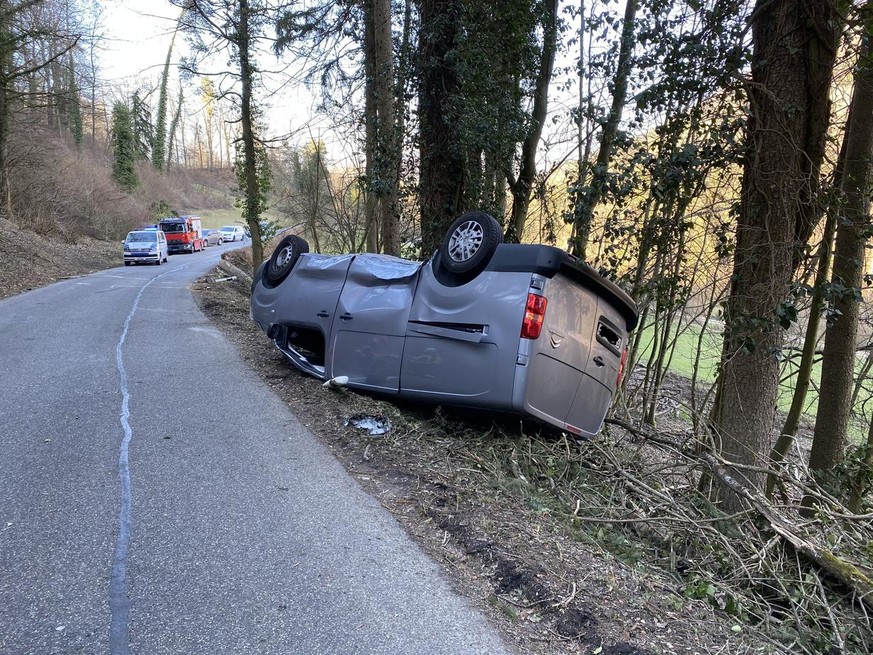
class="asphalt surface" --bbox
[0,245,512,654]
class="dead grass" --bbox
[0,216,121,300]
[6,122,236,241]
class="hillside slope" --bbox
[0,217,120,300]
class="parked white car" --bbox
[123,229,168,266]
[220,225,245,242]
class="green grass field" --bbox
[635,320,872,434]
[189,209,285,230]
[195,209,244,230]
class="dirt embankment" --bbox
[0,217,120,300]
[191,249,739,655]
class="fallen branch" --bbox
[605,418,873,613]
[701,453,873,612]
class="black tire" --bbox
[440,211,502,275]
[124,261,131,266]
[266,235,309,285]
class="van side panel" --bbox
[251,254,353,339]
[329,255,419,392]
[400,266,529,405]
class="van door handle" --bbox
[593,356,605,367]
[317,311,329,319]
[340,313,353,321]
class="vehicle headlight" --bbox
[123,244,130,251]
[149,245,157,252]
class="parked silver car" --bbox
[202,229,224,246]
[251,211,638,437]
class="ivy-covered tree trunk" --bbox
[111,102,138,192]
[392,0,414,239]
[418,0,464,256]
[373,0,399,255]
[363,0,378,253]
[166,87,183,173]
[152,32,175,172]
[710,0,837,505]
[810,16,873,480]
[238,0,264,268]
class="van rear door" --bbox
[521,272,629,437]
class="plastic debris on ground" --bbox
[345,414,392,436]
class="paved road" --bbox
[0,247,512,654]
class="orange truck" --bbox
[159,215,205,254]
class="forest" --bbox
[3,0,873,651]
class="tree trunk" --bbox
[363,0,378,252]
[0,0,13,217]
[418,0,464,256]
[0,78,9,218]
[569,0,638,260]
[767,209,835,497]
[710,0,837,506]
[238,0,264,268]
[849,415,873,512]
[166,87,183,173]
[810,16,873,478]
[153,32,175,172]
[392,0,413,237]
[373,0,399,255]
[506,0,558,242]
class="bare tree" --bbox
[0,0,79,212]
[568,0,638,259]
[172,0,278,267]
[811,6,873,484]
[506,0,557,241]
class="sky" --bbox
[99,0,182,85]
[95,0,350,162]
[92,0,579,172]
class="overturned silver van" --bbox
[250,212,638,437]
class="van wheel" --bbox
[124,262,131,266]
[440,211,502,274]
[266,235,309,286]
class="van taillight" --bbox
[521,294,548,340]
[617,348,628,386]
